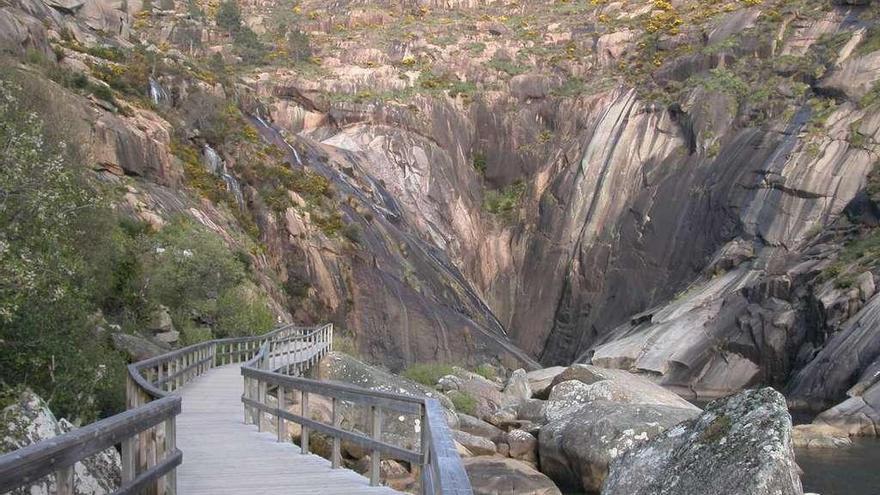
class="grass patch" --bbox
[487,58,527,76]
[473,363,497,381]
[484,180,526,220]
[700,414,732,443]
[447,390,477,415]
[402,362,456,386]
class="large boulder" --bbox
[602,388,803,495]
[548,364,700,410]
[457,413,504,442]
[501,369,531,407]
[453,430,497,456]
[0,389,121,494]
[524,367,565,398]
[463,457,562,495]
[539,401,698,493]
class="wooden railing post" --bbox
[419,403,430,494]
[331,397,341,469]
[370,405,382,486]
[257,380,266,432]
[301,391,310,454]
[165,416,177,495]
[55,465,73,495]
[277,386,286,442]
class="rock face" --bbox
[788,292,880,416]
[463,457,562,495]
[0,390,121,495]
[603,388,803,495]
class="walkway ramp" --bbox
[176,365,399,495]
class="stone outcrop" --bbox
[603,388,803,495]
[792,424,852,448]
[0,390,121,495]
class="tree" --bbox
[215,0,242,32]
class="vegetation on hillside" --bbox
[0,72,275,421]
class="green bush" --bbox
[484,180,526,220]
[214,285,275,337]
[472,152,487,175]
[447,390,477,415]
[233,27,268,64]
[145,217,247,314]
[402,363,456,386]
[215,0,242,32]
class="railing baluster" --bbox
[55,465,74,495]
[370,405,382,486]
[165,415,177,495]
[277,386,286,442]
[331,397,341,469]
[419,403,430,493]
[301,390,310,454]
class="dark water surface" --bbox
[796,437,880,495]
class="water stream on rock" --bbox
[148,77,169,106]
[202,145,245,208]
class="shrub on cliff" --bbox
[0,78,127,422]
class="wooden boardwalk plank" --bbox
[176,365,402,495]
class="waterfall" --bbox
[202,145,244,208]
[203,145,223,174]
[223,173,245,207]
[148,77,169,106]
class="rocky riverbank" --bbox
[306,353,806,495]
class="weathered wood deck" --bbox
[176,364,401,495]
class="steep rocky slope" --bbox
[2,0,880,424]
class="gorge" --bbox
[2,0,880,492]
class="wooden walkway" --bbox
[175,364,402,495]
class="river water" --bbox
[796,437,880,495]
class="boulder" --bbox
[549,364,700,410]
[524,367,565,398]
[110,332,166,361]
[457,413,504,442]
[509,74,558,100]
[539,401,698,493]
[505,429,537,463]
[442,369,505,420]
[0,389,121,494]
[463,457,562,495]
[453,430,497,456]
[792,424,852,448]
[147,305,174,333]
[154,329,180,344]
[501,369,531,406]
[603,388,803,495]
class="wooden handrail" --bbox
[0,323,316,494]
[0,322,472,495]
[0,396,181,494]
[240,324,474,495]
